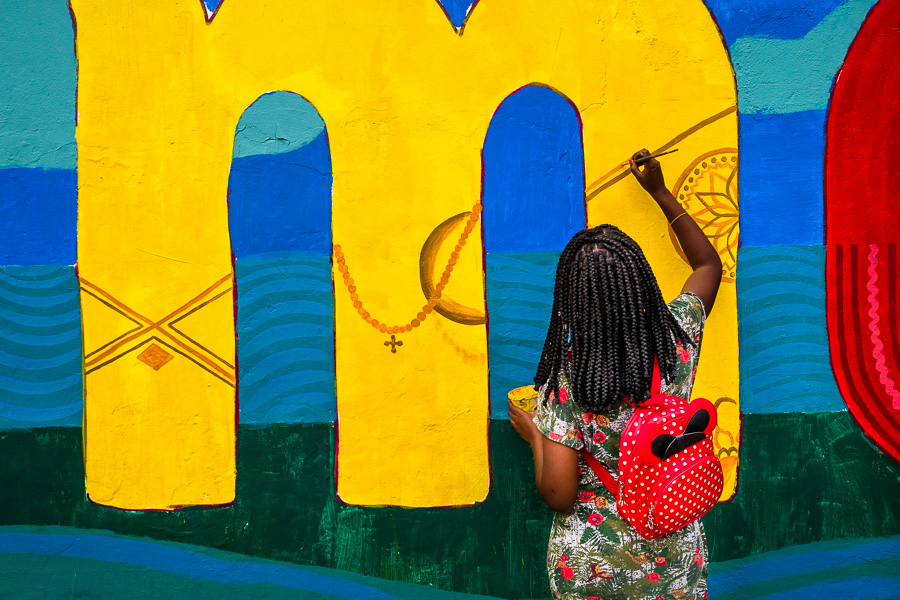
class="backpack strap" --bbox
[576,356,662,499]
[651,356,662,395]
[578,447,619,498]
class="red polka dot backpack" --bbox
[579,359,724,540]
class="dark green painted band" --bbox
[1,412,898,598]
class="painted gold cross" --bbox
[384,335,403,353]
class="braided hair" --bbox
[534,225,693,411]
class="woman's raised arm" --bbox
[629,148,722,315]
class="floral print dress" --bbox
[534,292,709,600]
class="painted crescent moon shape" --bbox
[419,212,487,325]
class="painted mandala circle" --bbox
[668,149,739,283]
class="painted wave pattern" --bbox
[0,526,500,600]
[709,535,900,600]
[3,527,897,600]
[235,253,336,424]
[486,252,558,417]
[736,246,844,413]
[0,265,82,428]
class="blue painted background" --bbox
[0,0,876,423]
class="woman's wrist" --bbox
[650,187,676,204]
[649,189,685,223]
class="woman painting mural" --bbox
[508,149,722,599]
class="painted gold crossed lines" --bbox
[80,274,236,387]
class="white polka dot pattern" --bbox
[613,393,723,541]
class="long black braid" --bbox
[534,225,694,411]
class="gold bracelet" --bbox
[668,212,689,227]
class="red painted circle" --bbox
[826,0,900,463]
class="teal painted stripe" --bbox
[740,256,824,274]
[241,332,334,362]
[738,287,824,304]
[0,292,79,314]
[239,315,333,343]
[0,354,80,384]
[485,270,556,287]
[236,262,332,288]
[486,252,560,271]
[239,297,332,319]
[0,553,343,600]
[0,527,508,600]
[492,358,537,371]
[750,576,900,600]
[744,342,837,366]
[232,91,325,159]
[0,0,76,169]
[486,252,556,417]
[0,528,397,600]
[736,246,844,413]
[487,305,551,324]
[243,378,335,413]
[486,281,555,297]
[482,294,552,312]
[0,402,81,423]
[0,264,73,280]
[731,0,878,114]
[246,392,336,425]
[241,325,334,355]
[490,324,551,340]
[0,272,80,294]
[0,347,80,370]
[0,328,80,348]
[235,254,335,424]
[0,332,81,359]
[0,271,78,294]
[0,310,79,332]
[749,371,844,395]
[741,320,822,344]
[238,268,332,290]
[0,373,82,395]
[0,265,82,429]
[239,357,333,391]
[710,536,900,600]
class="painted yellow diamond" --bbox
[137,343,174,371]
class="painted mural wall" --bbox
[0,0,898,598]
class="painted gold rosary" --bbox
[333,202,482,351]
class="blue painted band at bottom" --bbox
[0,528,399,600]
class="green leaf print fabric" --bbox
[534,292,709,600]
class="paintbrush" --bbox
[622,148,679,167]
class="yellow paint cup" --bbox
[508,385,539,413]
